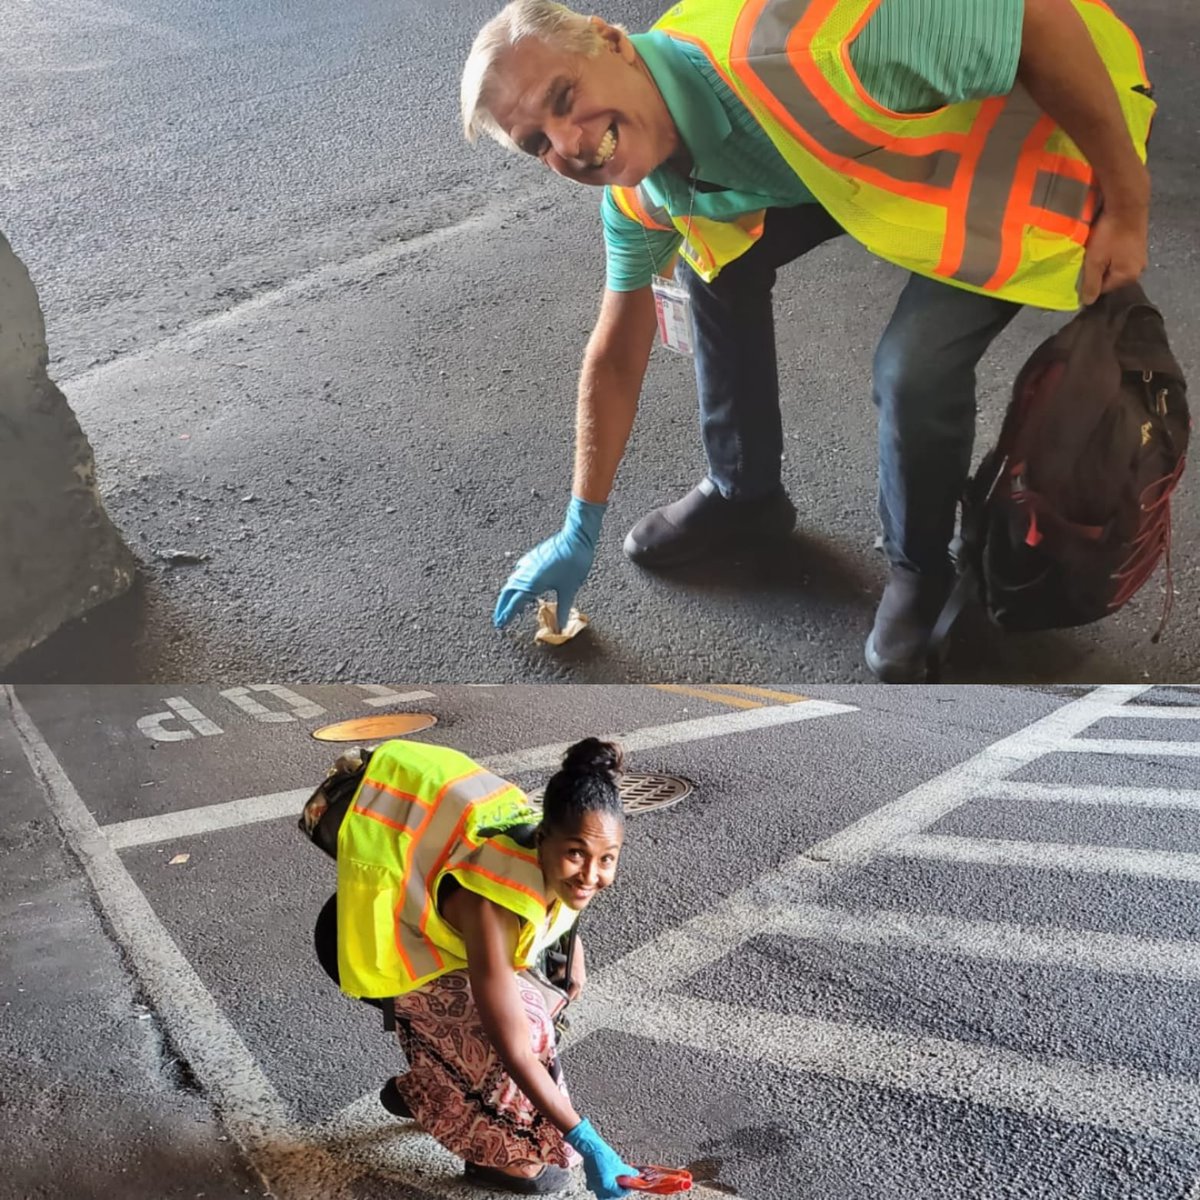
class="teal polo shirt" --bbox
[603,0,1024,290]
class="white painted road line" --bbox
[64,195,553,394]
[892,833,1200,885]
[138,697,225,742]
[614,994,1200,1141]
[762,902,1200,983]
[3,688,362,1200]
[105,788,314,851]
[101,699,858,850]
[989,781,1200,811]
[220,685,326,722]
[1057,738,1200,757]
[483,699,859,776]
[358,687,437,707]
[1107,706,1200,720]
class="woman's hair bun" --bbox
[542,738,626,831]
[561,737,624,781]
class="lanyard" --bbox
[637,168,699,279]
[642,171,699,356]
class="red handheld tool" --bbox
[617,1165,694,1194]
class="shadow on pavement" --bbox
[4,572,222,683]
[942,595,1161,684]
[653,529,878,615]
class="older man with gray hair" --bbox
[464,0,1154,681]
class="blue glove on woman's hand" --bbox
[565,1117,637,1199]
[493,496,606,630]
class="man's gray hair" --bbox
[461,1,610,147]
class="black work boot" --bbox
[623,478,796,569]
[379,1077,414,1119]
[864,564,954,683]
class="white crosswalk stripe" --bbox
[988,780,1200,810]
[1105,706,1200,720]
[1057,737,1200,756]
[890,832,1200,883]
[759,901,1200,984]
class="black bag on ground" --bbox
[956,282,1189,637]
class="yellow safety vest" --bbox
[336,740,577,998]
[612,0,1155,310]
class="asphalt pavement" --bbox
[6,683,1200,1199]
[3,0,1198,683]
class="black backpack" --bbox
[946,283,1188,641]
[298,747,374,858]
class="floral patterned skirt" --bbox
[391,970,581,1171]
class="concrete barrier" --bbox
[0,232,135,669]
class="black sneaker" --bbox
[864,564,955,683]
[623,478,797,569]
[463,1162,572,1194]
[379,1077,413,1119]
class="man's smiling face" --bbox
[486,19,679,188]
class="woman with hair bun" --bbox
[308,735,637,1197]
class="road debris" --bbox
[534,599,588,645]
[157,549,210,566]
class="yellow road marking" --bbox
[652,684,763,710]
[708,685,810,704]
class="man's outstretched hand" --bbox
[493,496,607,630]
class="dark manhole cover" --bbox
[527,772,693,815]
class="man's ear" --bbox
[589,15,630,57]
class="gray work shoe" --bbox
[463,1163,572,1194]
[864,564,955,684]
[623,478,797,569]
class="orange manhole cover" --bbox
[312,713,438,742]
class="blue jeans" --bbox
[680,205,1021,573]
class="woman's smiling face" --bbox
[486,20,679,188]
[539,809,625,910]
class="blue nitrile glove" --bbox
[565,1117,637,1199]
[493,496,607,630]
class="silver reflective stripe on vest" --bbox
[635,185,675,230]
[353,778,425,829]
[1033,169,1092,223]
[404,771,529,976]
[953,87,1051,287]
[410,769,516,892]
[746,0,958,188]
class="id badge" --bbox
[651,274,695,356]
